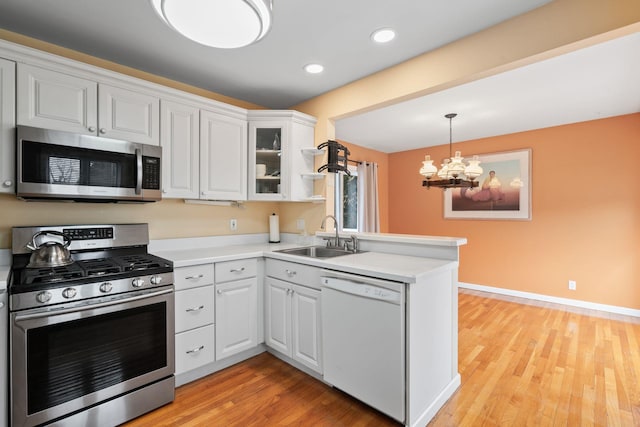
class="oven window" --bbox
[26,302,167,414]
[22,141,136,188]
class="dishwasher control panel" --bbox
[321,276,402,304]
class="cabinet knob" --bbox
[88,126,96,132]
[216,289,222,295]
[2,180,12,187]
[99,128,107,134]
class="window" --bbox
[338,165,358,232]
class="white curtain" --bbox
[357,162,380,233]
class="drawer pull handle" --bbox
[185,274,204,280]
[185,305,204,312]
[186,345,205,354]
[230,267,245,273]
[286,269,297,277]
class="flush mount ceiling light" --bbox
[150,0,272,49]
[371,28,396,43]
[420,113,483,189]
[304,63,324,74]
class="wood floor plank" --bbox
[125,289,640,426]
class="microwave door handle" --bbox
[135,148,142,195]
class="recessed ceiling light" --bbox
[304,63,324,74]
[371,28,396,44]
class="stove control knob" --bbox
[62,288,77,299]
[132,278,145,288]
[100,282,113,293]
[150,275,162,285]
[36,291,52,304]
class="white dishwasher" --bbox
[321,271,405,423]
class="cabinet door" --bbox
[0,58,15,193]
[264,277,292,356]
[215,278,258,360]
[160,100,200,199]
[291,284,322,373]
[200,110,247,200]
[17,63,97,135]
[98,84,160,145]
[248,121,288,201]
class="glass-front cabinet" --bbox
[250,124,286,199]
[248,111,319,201]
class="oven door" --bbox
[11,288,175,427]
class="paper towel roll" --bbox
[269,213,280,243]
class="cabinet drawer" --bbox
[266,259,322,290]
[175,324,215,375]
[174,264,214,291]
[215,258,257,283]
[175,286,215,333]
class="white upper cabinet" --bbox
[97,84,159,145]
[200,109,247,201]
[17,63,159,145]
[17,63,97,135]
[248,110,318,201]
[0,57,16,193]
[160,100,200,199]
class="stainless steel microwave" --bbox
[16,126,162,202]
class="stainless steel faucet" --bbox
[320,215,340,248]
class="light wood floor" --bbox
[125,289,640,426]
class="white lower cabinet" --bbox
[265,260,322,374]
[214,258,259,360]
[215,278,258,360]
[173,264,215,375]
[175,324,216,374]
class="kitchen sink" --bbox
[275,246,357,258]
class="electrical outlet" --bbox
[230,219,238,231]
[296,218,305,231]
[568,280,576,290]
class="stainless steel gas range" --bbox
[8,223,175,427]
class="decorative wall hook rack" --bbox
[317,140,351,175]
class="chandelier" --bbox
[420,113,483,189]
[150,0,272,49]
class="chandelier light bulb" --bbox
[421,113,482,190]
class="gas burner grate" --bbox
[115,255,164,272]
[77,258,122,276]
[23,264,85,285]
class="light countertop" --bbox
[155,243,457,284]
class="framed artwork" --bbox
[444,148,531,220]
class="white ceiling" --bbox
[336,31,640,153]
[0,0,551,109]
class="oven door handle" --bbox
[13,288,173,322]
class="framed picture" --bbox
[444,148,531,220]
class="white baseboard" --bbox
[459,282,640,318]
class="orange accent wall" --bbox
[388,113,640,309]
[337,140,390,232]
